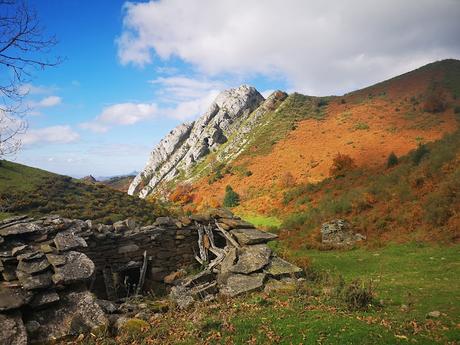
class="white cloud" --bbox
[81,102,158,133]
[117,0,460,95]
[37,96,62,108]
[22,126,80,145]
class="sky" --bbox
[6,0,460,177]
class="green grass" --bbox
[0,159,57,192]
[240,213,282,229]
[0,160,165,224]
[77,243,459,345]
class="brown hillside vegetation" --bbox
[169,60,460,244]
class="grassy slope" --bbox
[74,243,459,345]
[0,160,164,224]
[101,175,135,192]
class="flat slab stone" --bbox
[54,232,87,252]
[265,256,302,278]
[0,311,27,345]
[230,245,272,274]
[17,270,53,290]
[52,251,95,285]
[29,290,60,309]
[230,228,278,245]
[17,258,50,275]
[220,273,266,297]
[0,222,42,237]
[0,284,33,311]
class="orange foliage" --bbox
[329,153,356,178]
[169,183,194,204]
[279,172,296,188]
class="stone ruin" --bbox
[321,219,366,246]
[0,210,302,344]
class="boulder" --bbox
[230,228,278,245]
[321,219,366,246]
[220,273,266,297]
[29,290,60,309]
[51,251,95,285]
[0,311,27,345]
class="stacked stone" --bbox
[0,215,105,345]
[79,217,197,281]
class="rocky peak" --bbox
[128,85,264,198]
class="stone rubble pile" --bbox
[170,214,303,308]
[320,219,366,246]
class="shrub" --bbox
[354,122,370,130]
[338,279,376,311]
[329,153,356,178]
[386,152,399,168]
[169,183,194,204]
[423,89,447,113]
[279,172,296,188]
[412,144,429,165]
[223,185,240,207]
[454,105,460,114]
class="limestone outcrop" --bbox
[128,85,266,198]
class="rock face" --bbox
[321,219,366,246]
[128,85,265,198]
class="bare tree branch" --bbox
[0,0,60,157]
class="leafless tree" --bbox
[0,0,60,157]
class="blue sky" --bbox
[10,0,460,177]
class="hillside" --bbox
[135,60,459,239]
[100,174,136,192]
[0,160,165,224]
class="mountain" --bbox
[128,85,265,197]
[131,60,460,199]
[0,160,165,224]
[100,174,136,192]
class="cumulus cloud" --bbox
[36,96,62,108]
[117,0,460,95]
[22,126,80,145]
[81,102,158,133]
[151,76,224,119]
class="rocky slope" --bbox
[128,85,267,198]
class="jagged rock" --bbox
[51,251,95,285]
[129,85,265,198]
[265,256,303,278]
[229,245,272,274]
[231,228,278,245]
[29,290,60,309]
[81,175,97,183]
[0,285,33,311]
[113,218,136,232]
[54,231,87,252]
[0,311,27,345]
[220,273,266,297]
[321,219,366,246]
[0,222,41,237]
[26,290,108,343]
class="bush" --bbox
[412,144,429,165]
[279,172,296,188]
[454,105,460,114]
[386,152,399,168]
[329,153,356,178]
[423,89,447,113]
[223,185,240,207]
[338,279,376,311]
[169,183,193,204]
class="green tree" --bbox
[386,152,398,168]
[223,185,240,207]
